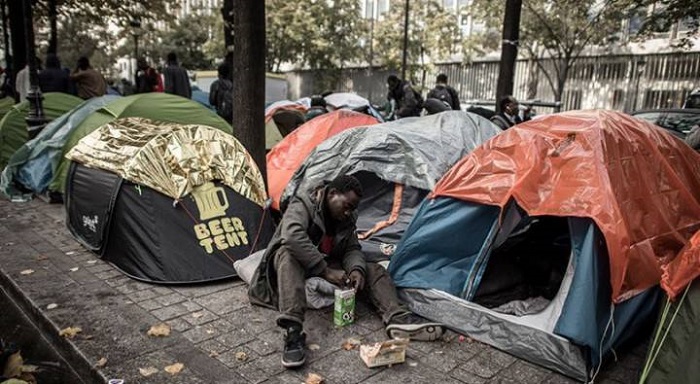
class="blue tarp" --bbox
[0,95,119,196]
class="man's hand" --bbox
[322,268,347,287]
[348,270,365,292]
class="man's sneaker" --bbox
[281,327,306,368]
[385,313,445,341]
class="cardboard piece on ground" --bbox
[360,338,409,368]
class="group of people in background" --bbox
[1,51,192,103]
[384,72,530,129]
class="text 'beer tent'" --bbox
[282,111,501,261]
[0,92,82,170]
[0,93,231,198]
[388,110,700,381]
[65,118,274,283]
[267,109,379,210]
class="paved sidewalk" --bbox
[0,199,646,383]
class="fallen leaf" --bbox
[308,343,320,351]
[95,357,107,368]
[83,335,94,340]
[19,269,34,275]
[206,329,214,335]
[46,303,58,310]
[408,362,418,367]
[234,351,248,361]
[164,362,184,375]
[341,338,361,351]
[21,364,39,373]
[87,260,97,264]
[65,251,76,255]
[192,311,204,319]
[305,372,325,384]
[2,351,23,378]
[69,267,79,272]
[208,351,219,358]
[36,255,49,261]
[5,242,15,246]
[139,366,159,377]
[59,326,82,339]
[147,323,171,337]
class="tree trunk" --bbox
[555,58,570,103]
[222,0,234,79]
[232,0,267,184]
[48,0,57,55]
[495,0,522,113]
[8,0,27,99]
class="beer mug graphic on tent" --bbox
[191,182,230,220]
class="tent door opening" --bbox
[472,215,571,316]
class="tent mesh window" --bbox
[473,215,571,314]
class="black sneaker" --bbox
[385,313,445,341]
[281,327,306,368]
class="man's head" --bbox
[77,56,90,71]
[217,62,230,79]
[167,52,178,64]
[137,57,149,70]
[310,95,326,108]
[500,96,519,115]
[325,175,363,222]
[387,75,401,90]
[436,73,447,84]
[45,54,60,69]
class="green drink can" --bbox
[333,288,356,327]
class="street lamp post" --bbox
[130,19,142,83]
[401,0,409,80]
[22,0,47,138]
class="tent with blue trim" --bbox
[389,110,700,381]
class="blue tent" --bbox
[384,111,698,381]
[0,95,119,196]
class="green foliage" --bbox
[470,0,635,101]
[373,0,460,78]
[151,13,218,70]
[632,0,699,47]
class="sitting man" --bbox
[248,174,445,368]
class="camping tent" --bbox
[47,93,231,195]
[323,92,384,122]
[267,109,378,210]
[639,229,700,384]
[0,95,120,197]
[388,110,700,381]
[65,117,274,283]
[264,100,307,149]
[0,92,82,170]
[0,97,14,120]
[282,111,501,261]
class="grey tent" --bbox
[281,111,501,261]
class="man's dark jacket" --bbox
[248,186,366,310]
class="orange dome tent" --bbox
[267,109,378,210]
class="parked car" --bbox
[631,108,700,139]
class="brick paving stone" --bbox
[363,359,464,384]
[291,349,383,384]
[540,372,580,384]
[450,370,489,384]
[167,317,194,333]
[244,336,280,357]
[114,280,150,295]
[86,263,115,274]
[197,339,231,356]
[183,324,222,343]
[94,270,123,280]
[173,281,233,298]
[151,302,197,321]
[215,345,259,369]
[183,309,219,326]
[412,347,462,373]
[236,354,287,384]
[104,275,131,288]
[154,292,187,306]
[499,360,551,383]
[215,328,256,349]
[138,299,164,311]
[194,288,249,315]
[457,354,509,379]
[129,288,162,303]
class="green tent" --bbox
[639,279,700,384]
[51,92,232,193]
[0,97,15,121]
[0,93,82,170]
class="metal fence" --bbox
[286,51,700,112]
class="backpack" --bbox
[430,86,453,108]
[216,79,233,121]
